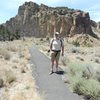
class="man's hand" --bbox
[48,50,50,53]
[62,52,64,56]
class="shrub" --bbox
[0,26,20,41]
[62,74,70,83]
[76,56,84,61]
[82,63,94,79]
[68,62,83,76]
[69,76,84,95]
[20,67,26,73]
[94,57,100,63]
[95,51,100,57]
[72,41,80,47]
[95,68,100,82]
[46,37,50,41]
[40,38,44,41]
[70,77,100,99]
[24,85,30,90]
[7,44,19,52]
[70,47,79,53]
[95,74,100,82]
[0,49,11,60]
[79,79,100,100]
[36,43,39,45]
[5,70,16,84]
[18,52,25,58]
[4,53,11,60]
[68,62,95,78]
[84,43,93,47]
[64,62,100,99]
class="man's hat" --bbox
[55,32,60,35]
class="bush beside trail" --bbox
[64,62,100,100]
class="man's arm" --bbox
[50,42,52,51]
[61,45,64,56]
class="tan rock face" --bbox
[97,22,100,29]
[0,1,95,38]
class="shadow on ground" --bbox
[55,71,65,75]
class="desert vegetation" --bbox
[63,62,100,100]
[0,38,43,100]
[0,25,20,41]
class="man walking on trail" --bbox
[49,31,64,74]
[49,17,65,74]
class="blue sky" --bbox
[0,0,100,24]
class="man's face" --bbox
[55,34,59,38]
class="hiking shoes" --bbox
[49,70,53,75]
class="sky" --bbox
[0,0,100,24]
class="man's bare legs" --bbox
[49,58,54,74]
[55,59,59,72]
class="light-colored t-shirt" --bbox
[50,38,64,51]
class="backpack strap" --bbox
[51,38,54,45]
[60,39,63,47]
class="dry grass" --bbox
[64,62,100,99]
[0,49,11,60]
[0,38,43,100]
[4,70,16,84]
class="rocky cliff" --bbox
[0,1,100,39]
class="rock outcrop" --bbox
[0,1,99,39]
[97,22,100,29]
